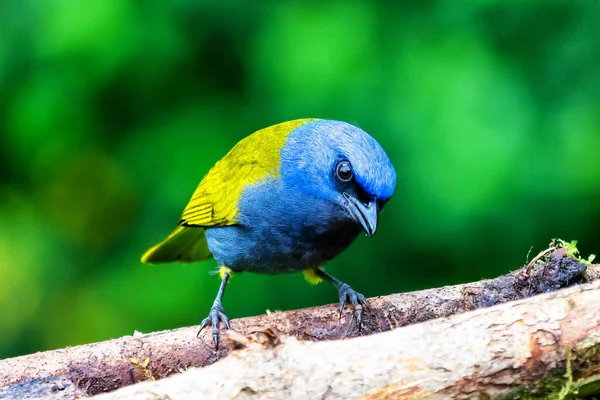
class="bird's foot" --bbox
[337,283,370,328]
[197,303,231,349]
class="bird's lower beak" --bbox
[343,193,378,236]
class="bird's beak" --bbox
[343,193,378,236]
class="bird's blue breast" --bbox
[204,177,360,273]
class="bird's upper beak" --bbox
[343,192,378,236]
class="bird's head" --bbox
[280,119,396,236]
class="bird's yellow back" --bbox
[180,118,315,227]
[141,118,316,264]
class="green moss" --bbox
[556,239,596,266]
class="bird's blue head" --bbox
[280,119,396,236]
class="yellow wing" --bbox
[141,226,211,264]
[180,118,315,227]
[141,118,315,264]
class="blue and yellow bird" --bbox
[142,119,396,348]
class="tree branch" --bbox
[0,245,598,399]
[92,279,600,400]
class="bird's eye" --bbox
[336,160,353,182]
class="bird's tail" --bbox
[141,226,212,264]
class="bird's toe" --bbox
[337,284,368,329]
[357,292,370,310]
[197,304,231,350]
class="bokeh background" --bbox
[1,0,599,359]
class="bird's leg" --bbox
[313,268,370,328]
[197,268,231,349]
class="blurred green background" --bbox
[1,0,599,359]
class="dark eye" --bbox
[336,160,353,182]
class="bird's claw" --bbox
[337,283,370,329]
[197,303,231,349]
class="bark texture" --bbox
[94,279,600,399]
[0,246,597,399]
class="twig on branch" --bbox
[0,246,597,399]
[525,246,556,275]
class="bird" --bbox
[141,118,396,348]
